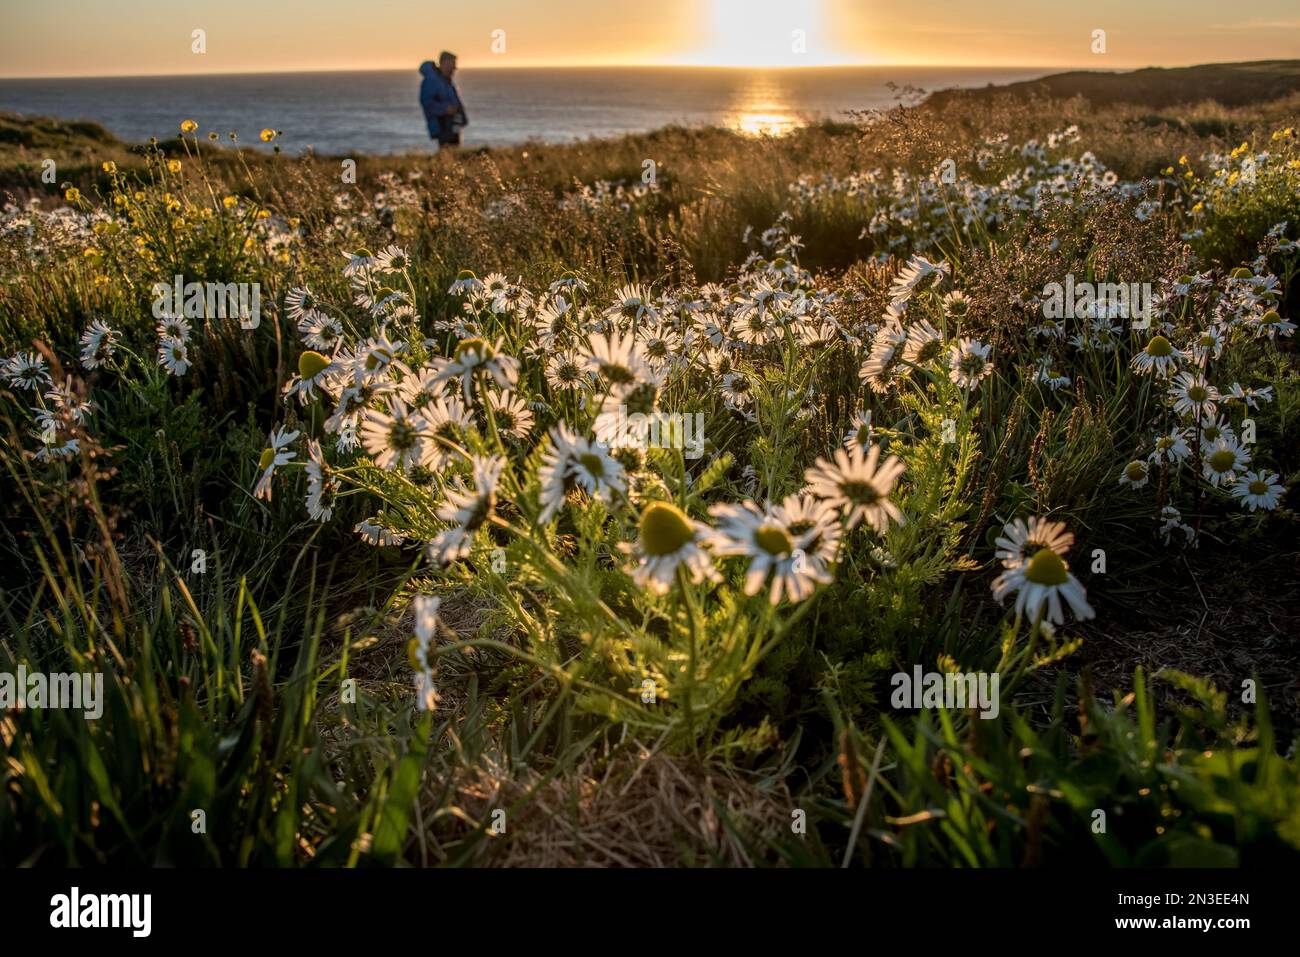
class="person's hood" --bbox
[419,61,437,77]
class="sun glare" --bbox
[691,0,840,67]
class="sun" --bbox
[688,0,841,67]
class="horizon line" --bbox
[0,61,1164,82]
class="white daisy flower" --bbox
[707,500,831,604]
[5,351,51,391]
[34,435,80,463]
[625,500,719,596]
[533,421,624,520]
[284,287,320,322]
[544,350,592,391]
[372,244,410,273]
[156,313,192,342]
[436,336,520,401]
[942,290,970,319]
[1035,361,1071,391]
[1230,470,1284,511]
[157,336,191,376]
[843,410,874,454]
[79,319,119,370]
[410,594,441,711]
[536,424,581,523]
[360,396,431,472]
[1130,334,1184,377]
[448,269,485,296]
[991,542,1094,625]
[342,250,379,280]
[253,426,300,501]
[1187,326,1224,364]
[1202,436,1251,486]
[304,437,338,521]
[422,394,474,469]
[604,283,658,327]
[1148,428,1191,465]
[565,431,627,505]
[355,518,405,547]
[993,517,1075,568]
[350,331,409,386]
[803,443,905,533]
[777,493,843,575]
[428,454,504,564]
[583,331,653,396]
[1225,382,1273,410]
[948,337,993,389]
[1250,309,1296,340]
[486,390,534,440]
[1197,414,1235,447]
[43,377,94,424]
[889,255,949,305]
[902,319,945,365]
[1118,459,1151,489]
[298,311,345,353]
[397,362,449,412]
[859,322,906,394]
[1167,371,1219,420]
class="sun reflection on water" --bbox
[725,77,803,137]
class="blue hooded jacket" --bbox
[419,61,467,143]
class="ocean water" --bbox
[0,66,1052,155]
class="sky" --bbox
[2,0,1299,77]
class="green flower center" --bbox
[915,339,943,363]
[578,453,606,479]
[1261,310,1281,325]
[1230,267,1253,280]
[1208,449,1236,473]
[455,337,490,361]
[456,269,477,281]
[1249,480,1269,495]
[754,524,794,557]
[841,480,881,506]
[258,447,275,471]
[1187,385,1208,402]
[639,501,694,557]
[1024,548,1069,586]
[389,421,418,451]
[1125,461,1147,480]
[601,362,636,385]
[298,350,330,378]
[1146,335,1173,357]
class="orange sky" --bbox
[3,0,1299,76]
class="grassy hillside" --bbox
[1,80,1299,867]
[928,59,1300,109]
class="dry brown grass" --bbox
[440,746,794,867]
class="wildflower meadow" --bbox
[2,90,1299,870]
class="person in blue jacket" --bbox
[420,52,468,148]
